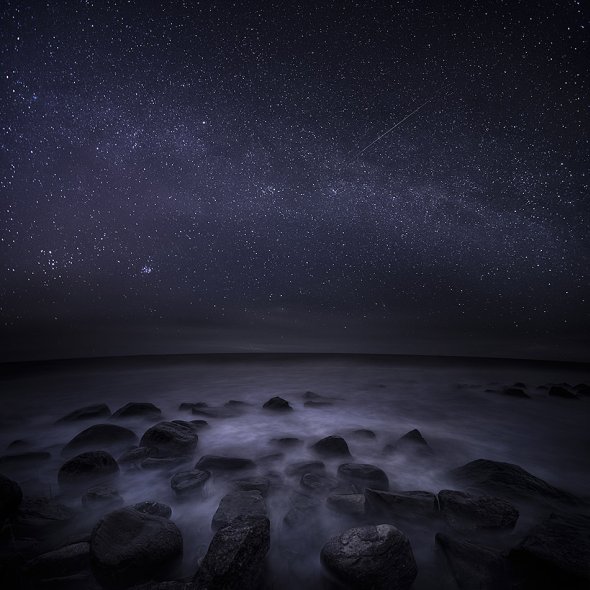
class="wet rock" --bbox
[304,400,333,408]
[310,435,351,458]
[450,458,577,503]
[384,428,433,456]
[0,472,23,518]
[262,396,293,411]
[131,501,172,519]
[211,490,267,531]
[195,455,255,472]
[90,507,183,589]
[549,386,579,399]
[112,402,162,420]
[82,486,123,510]
[189,419,209,430]
[365,489,437,519]
[170,470,210,496]
[179,402,207,411]
[326,493,366,516]
[337,463,389,492]
[271,437,303,448]
[62,424,138,456]
[350,429,376,440]
[509,511,590,589]
[171,419,200,431]
[438,489,519,530]
[118,446,155,466]
[283,492,320,529]
[320,524,417,590]
[26,542,90,579]
[232,476,271,496]
[194,515,270,590]
[191,406,242,419]
[300,472,341,494]
[502,387,530,399]
[58,451,119,489]
[0,451,51,469]
[140,421,198,458]
[436,532,513,590]
[19,495,75,523]
[285,460,325,477]
[57,404,111,423]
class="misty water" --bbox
[1,355,589,589]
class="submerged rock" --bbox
[262,396,293,411]
[90,507,183,589]
[365,489,437,519]
[140,421,198,458]
[58,451,119,489]
[310,435,351,458]
[57,404,111,422]
[194,515,270,590]
[320,524,417,590]
[337,463,389,492]
[112,402,162,420]
[384,428,433,456]
[0,472,23,519]
[62,424,138,456]
[195,455,255,472]
[211,490,267,531]
[170,470,210,496]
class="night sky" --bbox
[1,1,588,361]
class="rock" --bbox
[62,424,138,456]
[0,451,51,469]
[509,512,590,589]
[112,402,162,420]
[283,492,320,528]
[195,455,255,472]
[384,428,433,456]
[90,507,183,589]
[141,457,190,471]
[211,491,267,531]
[140,421,198,457]
[131,501,172,519]
[19,495,75,522]
[350,429,376,439]
[285,460,325,477]
[189,420,209,430]
[304,400,333,408]
[170,470,210,496]
[191,406,242,419]
[302,391,322,400]
[27,542,90,579]
[0,472,23,518]
[194,515,270,590]
[326,493,366,516]
[224,400,248,407]
[549,386,579,399]
[300,472,341,494]
[6,439,30,451]
[438,489,519,530]
[514,382,527,389]
[450,458,577,503]
[232,476,271,496]
[365,489,437,519]
[310,435,351,458]
[337,463,389,492]
[171,419,200,431]
[118,446,155,466]
[127,583,193,590]
[57,404,111,423]
[271,437,303,448]
[179,402,207,411]
[82,486,123,510]
[502,387,530,399]
[320,524,417,590]
[58,451,119,489]
[262,396,293,411]
[574,383,590,395]
[436,532,513,590]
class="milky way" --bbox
[1,1,588,360]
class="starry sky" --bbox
[1,0,588,361]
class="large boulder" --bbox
[211,491,267,531]
[140,422,198,458]
[337,463,389,491]
[262,396,293,411]
[450,459,577,503]
[384,428,433,456]
[194,515,270,590]
[320,524,417,590]
[58,451,119,489]
[90,507,183,589]
[365,489,437,519]
[56,404,111,422]
[438,489,519,530]
[62,424,138,456]
[509,512,590,589]
[195,455,255,472]
[112,402,162,420]
[0,472,23,519]
[170,470,210,496]
[311,435,351,458]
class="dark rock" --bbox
[0,451,51,469]
[574,383,590,395]
[131,501,172,519]
[62,424,138,456]
[224,400,248,407]
[320,524,417,590]
[232,476,271,496]
[304,400,333,408]
[211,491,267,531]
[262,396,293,411]
[509,512,590,589]
[384,428,433,456]
[272,437,303,447]
[503,387,530,399]
[58,451,119,489]
[27,542,90,579]
[0,472,23,518]
[300,472,341,494]
[90,507,183,589]
[19,495,75,522]
[57,404,111,423]
[190,406,242,419]
[189,420,209,430]
[450,458,577,503]
[112,402,162,420]
[337,463,389,492]
[170,470,210,496]
[302,391,322,400]
[310,435,351,458]
[6,439,30,451]
[128,582,193,590]
[179,401,208,411]
[514,382,527,389]
[438,489,519,530]
[195,455,255,472]
[171,419,200,431]
[365,489,437,519]
[118,446,155,466]
[326,493,366,516]
[436,532,514,590]
[194,515,270,590]
[549,386,579,399]
[140,421,198,457]
[82,486,123,510]
[283,492,320,528]
[141,457,190,471]
[285,460,325,477]
[350,429,376,439]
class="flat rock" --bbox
[320,524,417,590]
[82,486,124,510]
[438,489,519,530]
[27,542,90,579]
[231,476,271,496]
[62,424,138,456]
[326,493,366,516]
[285,460,325,477]
[57,404,111,423]
[0,472,23,519]
[170,470,210,496]
[310,435,351,458]
[211,490,267,531]
[112,402,162,420]
[384,428,433,456]
[337,463,389,492]
[194,515,270,590]
[90,508,182,588]
[262,396,293,411]
[131,501,172,519]
[58,451,119,489]
[365,489,437,518]
[195,455,255,472]
[549,386,579,399]
[140,421,198,458]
